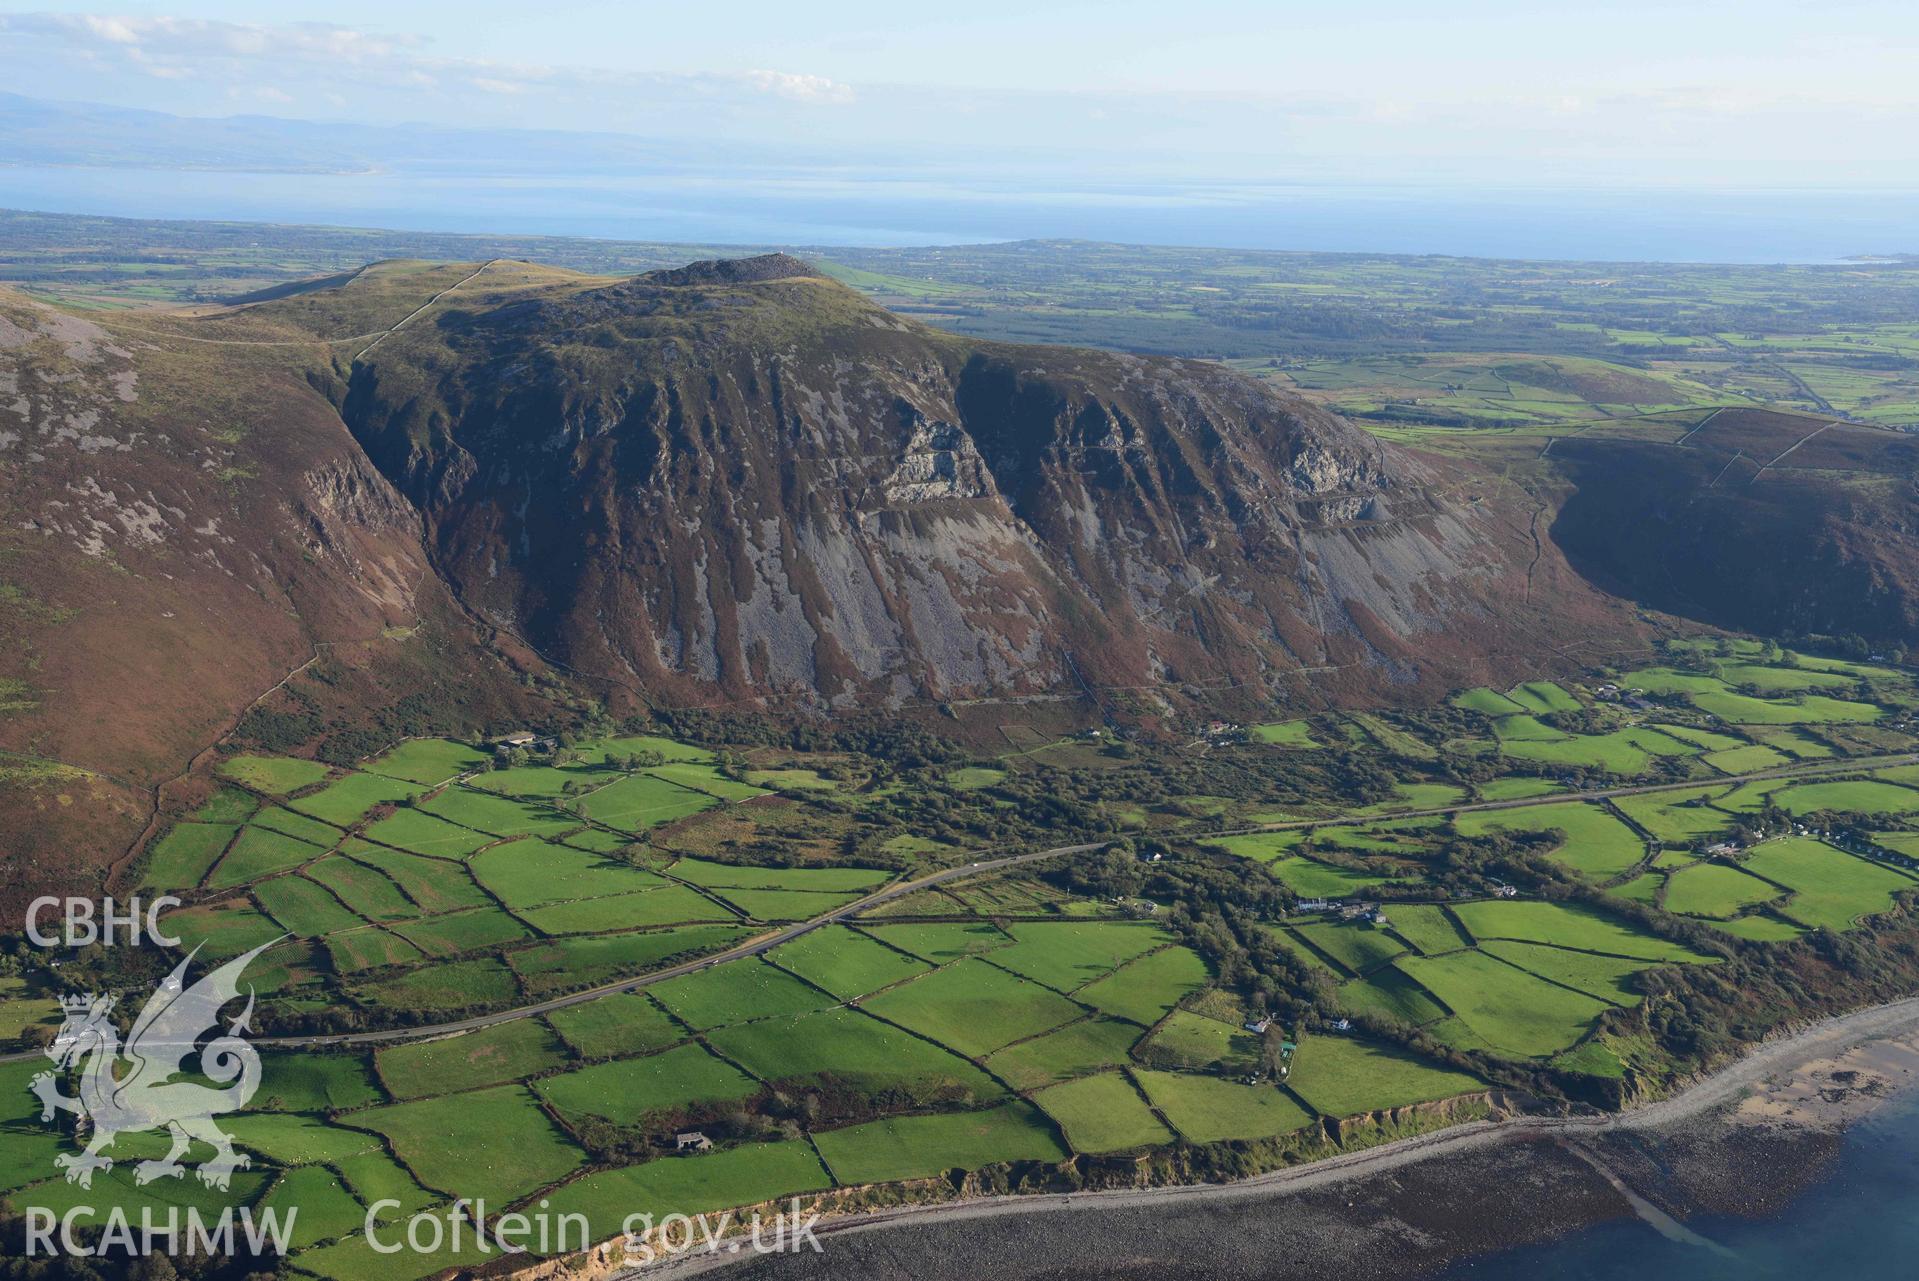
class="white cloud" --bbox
[743,69,855,104]
[0,11,856,111]
[0,12,416,63]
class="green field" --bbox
[326,928,423,972]
[647,762,771,801]
[262,1166,369,1249]
[254,874,364,936]
[354,957,521,1011]
[1261,856,1394,898]
[1073,946,1212,1026]
[1450,900,1712,962]
[1454,688,1529,716]
[863,958,1085,1056]
[668,858,891,892]
[225,1113,383,1165]
[576,772,716,831]
[1139,1009,1261,1070]
[1767,779,1919,816]
[1454,803,1645,878]
[392,905,529,953]
[1508,681,1581,714]
[1384,904,1471,955]
[575,733,714,765]
[255,1054,383,1112]
[291,773,427,827]
[360,808,496,859]
[1661,863,1784,918]
[537,1042,761,1123]
[1739,837,1917,931]
[1286,1036,1484,1117]
[216,754,331,795]
[708,886,864,921]
[863,921,1010,963]
[515,885,728,934]
[539,1141,831,1248]
[1033,1072,1173,1152]
[1611,788,1737,844]
[306,856,417,921]
[364,738,488,785]
[208,824,327,887]
[1690,691,1881,725]
[163,898,288,958]
[351,1085,584,1204]
[1500,727,1697,775]
[651,959,836,1030]
[982,1017,1143,1090]
[254,806,344,847]
[543,992,684,1058]
[1134,1071,1313,1144]
[472,840,666,907]
[708,1007,1002,1102]
[813,1103,1068,1184]
[140,821,237,889]
[1336,968,1449,1026]
[1477,940,1657,1004]
[417,787,581,838]
[191,787,259,822]
[1396,950,1611,1057]
[376,1020,566,1099]
[1291,922,1406,976]
[768,925,930,998]
[984,922,1168,992]
[1476,777,1564,802]
[1652,724,1747,751]
[508,925,745,993]
[1704,745,1792,774]
[1712,914,1809,943]
[1250,720,1319,747]
[343,844,491,911]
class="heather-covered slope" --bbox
[1549,408,1919,645]
[325,256,1623,712]
[0,283,464,899]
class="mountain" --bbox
[325,256,1626,712]
[6,252,1915,892]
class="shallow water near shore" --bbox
[1437,1088,1919,1281]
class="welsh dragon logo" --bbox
[32,940,278,1191]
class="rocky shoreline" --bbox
[634,997,1919,1281]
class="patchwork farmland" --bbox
[8,639,1919,1279]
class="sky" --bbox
[3,0,1919,188]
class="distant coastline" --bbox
[5,165,1915,260]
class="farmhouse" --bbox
[675,1132,713,1153]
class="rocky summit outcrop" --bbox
[323,256,1624,710]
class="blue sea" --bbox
[1434,1090,1919,1280]
[4,163,1918,263]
